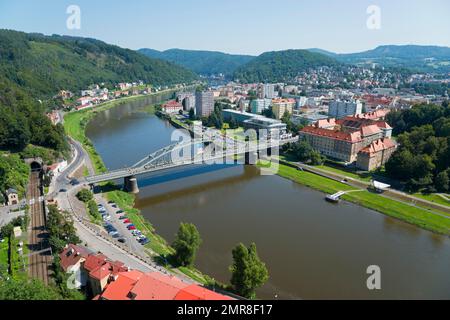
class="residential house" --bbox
[6,188,19,206]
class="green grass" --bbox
[0,238,9,273]
[315,164,373,182]
[277,164,450,235]
[413,193,450,208]
[9,235,28,281]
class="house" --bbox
[356,138,397,171]
[162,100,183,114]
[6,188,19,206]
[299,113,395,167]
[98,270,234,301]
[59,244,92,288]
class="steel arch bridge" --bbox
[80,136,298,192]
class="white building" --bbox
[328,100,363,119]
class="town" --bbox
[0,0,450,306]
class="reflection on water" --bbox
[86,99,450,299]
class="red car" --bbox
[128,226,136,230]
[123,219,131,224]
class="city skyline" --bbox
[0,0,449,55]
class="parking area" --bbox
[94,195,149,254]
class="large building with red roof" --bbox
[60,245,234,301]
[299,111,396,169]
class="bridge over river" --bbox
[80,136,298,193]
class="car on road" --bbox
[59,188,67,193]
[118,238,126,243]
[70,179,80,186]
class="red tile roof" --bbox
[84,254,108,273]
[129,272,188,300]
[174,285,234,300]
[59,244,91,271]
[360,124,382,137]
[90,263,112,281]
[315,118,336,128]
[359,138,396,156]
[301,126,362,143]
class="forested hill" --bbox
[139,48,255,76]
[308,45,450,73]
[233,49,341,83]
[0,29,198,98]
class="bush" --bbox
[76,189,93,203]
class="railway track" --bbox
[27,171,51,285]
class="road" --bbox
[27,172,51,285]
[53,140,195,283]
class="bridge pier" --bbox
[124,176,139,194]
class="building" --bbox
[356,138,397,171]
[59,245,234,300]
[222,109,287,137]
[162,100,183,114]
[272,98,295,120]
[97,270,233,301]
[195,91,215,117]
[299,113,395,167]
[6,188,19,206]
[250,99,272,114]
[328,100,363,119]
[59,244,92,289]
[257,83,277,99]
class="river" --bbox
[85,98,450,299]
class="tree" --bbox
[0,278,61,300]
[172,223,202,267]
[435,170,449,192]
[229,243,268,299]
[229,116,238,130]
[76,189,93,203]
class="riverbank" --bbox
[63,92,213,285]
[276,161,450,235]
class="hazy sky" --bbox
[0,0,449,55]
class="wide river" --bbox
[86,97,450,299]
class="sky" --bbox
[0,0,449,55]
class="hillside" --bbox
[308,45,450,73]
[233,49,341,83]
[139,48,255,76]
[0,29,197,98]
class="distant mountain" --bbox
[139,48,255,76]
[0,29,197,97]
[307,45,450,73]
[233,49,341,83]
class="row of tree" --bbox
[171,222,268,299]
[385,102,450,192]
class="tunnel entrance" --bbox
[30,161,43,172]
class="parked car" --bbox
[116,210,124,214]
[123,219,131,224]
[108,201,115,204]
[59,189,67,193]
[128,226,136,231]
[118,238,126,243]
[140,238,150,245]
[119,216,127,220]
[70,179,80,186]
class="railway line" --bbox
[27,171,51,285]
